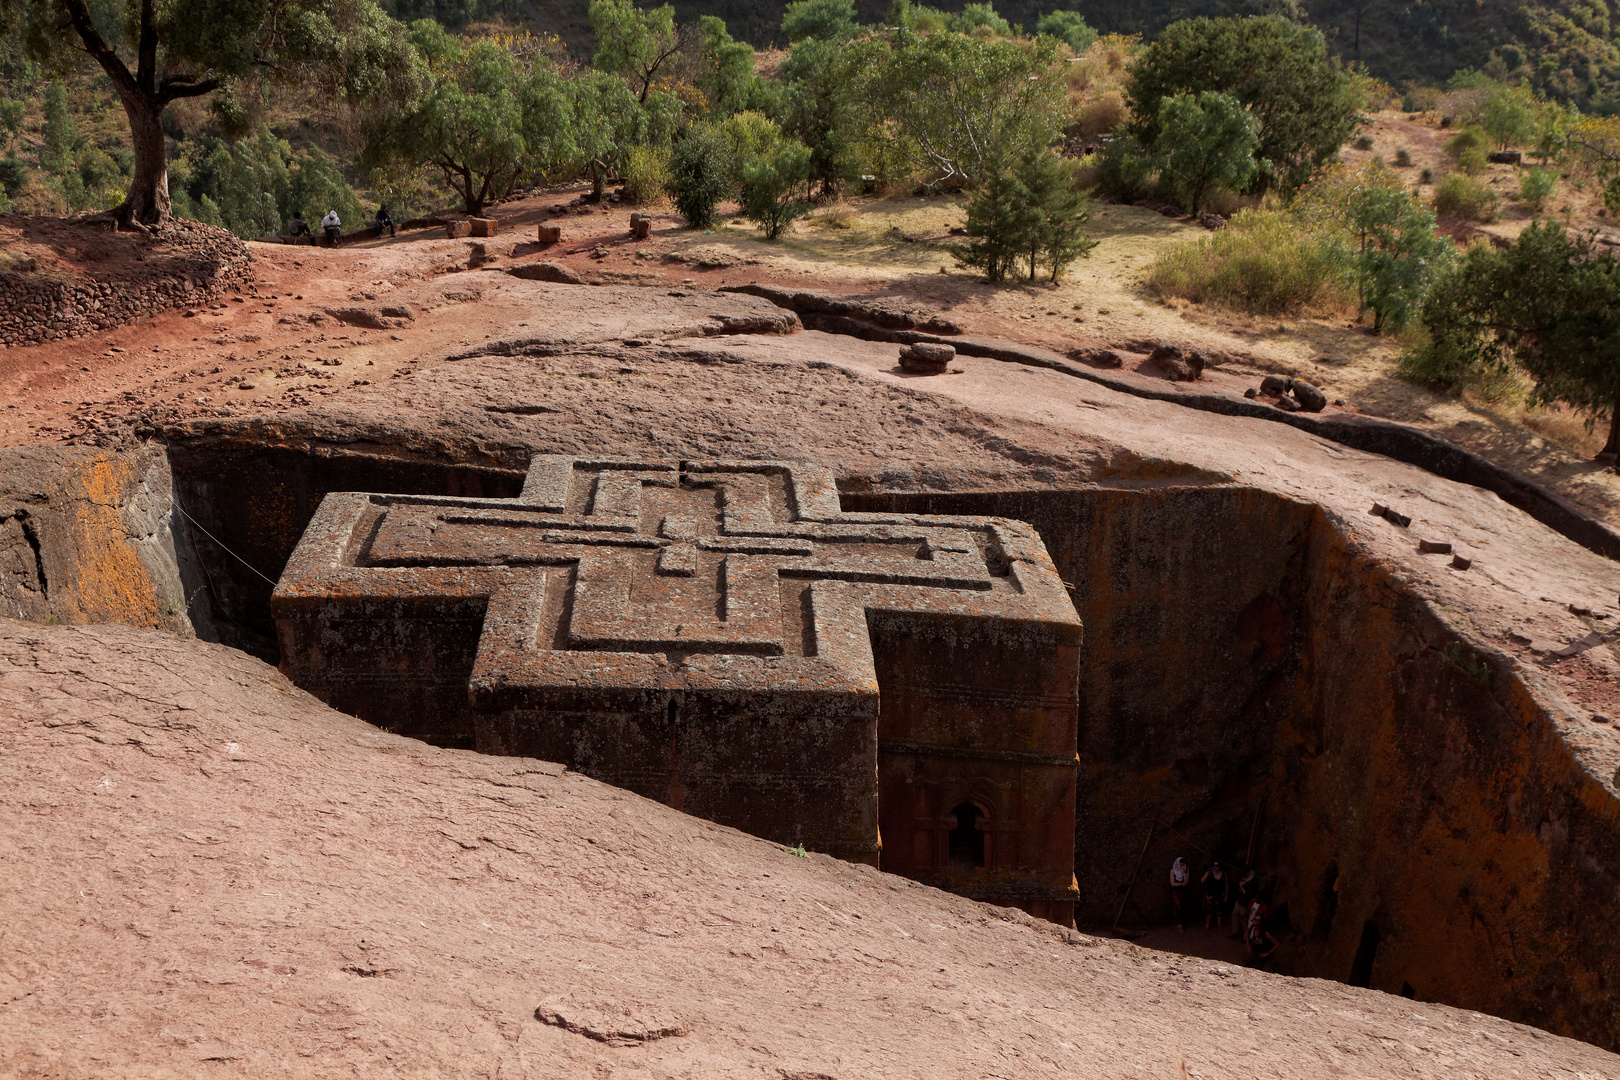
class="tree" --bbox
[666,126,731,228]
[740,138,812,239]
[951,146,1098,283]
[1299,161,1451,333]
[950,2,1011,36]
[778,36,861,196]
[363,26,581,215]
[693,15,759,117]
[781,0,858,43]
[1127,15,1357,194]
[1413,222,1620,455]
[4,0,421,227]
[950,162,1037,282]
[1035,9,1096,52]
[1150,91,1260,216]
[855,30,1065,187]
[1481,84,1535,150]
[1016,146,1098,282]
[590,0,685,105]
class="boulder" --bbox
[899,342,955,374]
[506,262,585,285]
[445,221,471,239]
[1273,394,1301,412]
[1148,343,1198,382]
[1488,150,1522,165]
[1198,213,1228,230]
[1260,374,1293,396]
[537,225,562,245]
[470,217,499,237]
[1291,380,1327,412]
[629,214,652,240]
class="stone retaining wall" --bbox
[0,219,252,348]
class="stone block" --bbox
[899,342,955,374]
[272,456,1083,923]
[470,217,499,237]
[537,225,562,245]
[445,221,471,239]
[630,214,652,240]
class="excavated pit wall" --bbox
[3,437,1617,1049]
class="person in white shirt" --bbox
[1169,856,1191,929]
[321,209,342,248]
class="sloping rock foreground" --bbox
[3,618,1617,1079]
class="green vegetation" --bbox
[3,0,421,226]
[1149,90,1260,216]
[1126,15,1359,194]
[1404,222,1620,455]
[666,125,731,228]
[1432,172,1498,221]
[951,146,1097,282]
[1147,209,1354,316]
[1520,166,1559,210]
[1152,161,1450,333]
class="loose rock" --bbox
[899,342,955,374]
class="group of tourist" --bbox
[286,206,397,247]
[1169,855,1279,968]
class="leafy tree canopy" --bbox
[1149,90,1260,216]
[3,0,423,225]
[781,0,858,43]
[853,29,1065,186]
[1127,15,1357,194]
[1035,9,1096,52]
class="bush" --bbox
[1420,167,1434,184]
[1037,9,1097,52]
[951,147,1098,282]
[1074,90,1128,139]
[1519,166,1557,210]
[1146,208,1353,315]
[622,144,671,205]
[1444,126,1485,160]
[1394,148,1412,167]
[666,127,732,228]
[1433,172,1497,221]
[740,138,812,239]
[1456,146,1488,174]
[1353,134,1374,151]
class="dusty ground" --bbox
[4,617,1618,1080]
[4,170,1617,526]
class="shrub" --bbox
[666,127,733,228]
[1519,166,1557,210]
[951,146,1098,282]
[740,138,813,239]
[1074,90,1128,139]
[1037,9,1097,52]
[1433,172,1497,221]
[622,145,671,205]
[1420,167,1434,184]
[1444,126,1485,160]
[1150,90,1261,215]
[1146,208,1354,315]
[1353,134,1374,150]
[1394,148,1412,167]
[1457,146,1488,174]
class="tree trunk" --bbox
[1605,381,1620,458]
[116,95,171,227]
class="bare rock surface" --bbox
[4,617,1617,1079]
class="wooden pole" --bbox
[1245,793,1268,867]
[1113,814,1157,931]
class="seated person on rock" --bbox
[375,204,395,238]
[321,209,343,247]
[288,211,311,242]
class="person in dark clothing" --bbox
[375,204,395,238]
[1201,860,1230,932]
[1246,914,1279,969]
[288,211,310,241]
